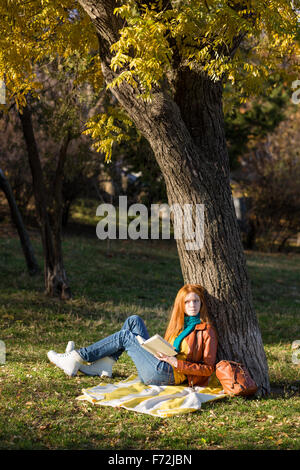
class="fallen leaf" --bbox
[39,424,50,430]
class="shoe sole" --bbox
[78,364,112,377]
[78,369,112,377]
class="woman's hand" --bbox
[155,352,178,368]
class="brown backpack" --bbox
[216,360,258,397]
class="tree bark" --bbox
[18,99,71,300]
[0,168,39,275]
[77,0,270,395]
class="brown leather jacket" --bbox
[175,322,218,388]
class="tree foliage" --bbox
[108,0,299,98]
[0,1,299,162]
[0,1,101,109]
[0,52,106,221]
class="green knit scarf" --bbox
[173,314,201,353]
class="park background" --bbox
[0,1,299,450]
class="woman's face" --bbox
[184,292,201,316]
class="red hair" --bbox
[164,284,209,343]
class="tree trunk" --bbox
[0,168,39,275]
[18,99,71,300]
[77,0,270,395]
[134,79,269,395]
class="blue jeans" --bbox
[78,315,175,386]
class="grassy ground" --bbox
[0,226,299,450]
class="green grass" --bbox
[0,232,299,450]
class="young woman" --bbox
[47,284,218,387]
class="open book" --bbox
[136,334,177,357]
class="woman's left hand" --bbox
[155,352,178,368]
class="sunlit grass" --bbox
[0,234,299,450]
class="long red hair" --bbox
[164,284,209,342]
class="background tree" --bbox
[101,108,167,206]
[224,76,293,171]
[0,168,39,275]
[223,75,296,248]
[18,96,73,299]
[237,105,300,252]
[1,0,299,394]
[0,49,107,298]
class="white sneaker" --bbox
[64,341,115,377]
[79,356,116,377]
[47,349,84,377]
[65,341,75,353]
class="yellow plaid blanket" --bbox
[76,373,226,418]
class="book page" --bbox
[141,335,177,356]
[141,343,159,356]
